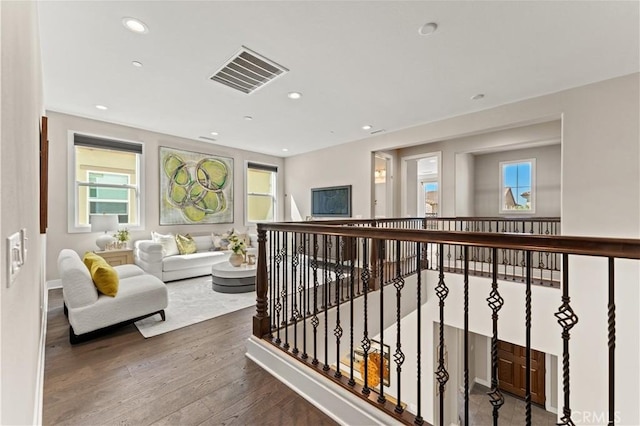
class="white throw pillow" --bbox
[152,232,179,257]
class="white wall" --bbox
[1,1,45,424]
[454,153,475,216]
[45,111,285,280]
[474,144,561,217]
[284,74,640,424]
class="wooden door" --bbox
[498,340,545,406]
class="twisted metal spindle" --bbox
[608,257,615,426]
[377,239,386,404]
[525,250,532,426]
[463,246,469,426]
[348,238,356,387]
[486,248,504,425]
[393,240,405,413]
[334,236,343,379]
[414,242,424,425]
[555,253,578,425]
[435,244,449,426]
[311,234,319,365]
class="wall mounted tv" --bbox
[311,185,352,217]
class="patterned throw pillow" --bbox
[152,231,180,257]
[211,233,230,251]
[175,234,197,255]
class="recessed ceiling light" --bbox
[244,116,253,121]
[210,131,219,136]
[418,22,438,36]
[282,148,289,152]
[362,124,372,130]
[471,94,485,100]
[95,105,108,110]
[122,17,149,34]
[287,92,302,99]
[132,61,143,67]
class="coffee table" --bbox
[211,262,256,293]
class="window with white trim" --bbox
[69,133,143,232]
[499,158,535,213]
[246,162,277,223]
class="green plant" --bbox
[114,228,130,242]
[227,233,246,255]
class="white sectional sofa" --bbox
[134,233,257,282]
[57,249,168,344]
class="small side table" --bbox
[95,248,134,266]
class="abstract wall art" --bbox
[159,147,233,225]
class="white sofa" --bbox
[134,234,257,282]
[58,249,168,344]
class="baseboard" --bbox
[246,336,402,426]
[474,377,490,388]
[47,279,61,290]
[33,280,48,425]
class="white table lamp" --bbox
[90,214,118,250]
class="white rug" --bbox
[134,275,256,338]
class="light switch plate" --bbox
[6,231,24,287]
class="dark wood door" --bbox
[498,340,545,406]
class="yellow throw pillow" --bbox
[90,258,119,297]
[82,251,104,271]
[176,234,197,255]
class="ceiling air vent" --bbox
[210,46,288,94]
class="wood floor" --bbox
[43,288,337,426]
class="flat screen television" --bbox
[311,185,352,217]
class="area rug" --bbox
[134,275,256,338]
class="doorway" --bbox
[373,153,393,218]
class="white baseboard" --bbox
[246,336,403,426]
[474,377,491,388]
[47,279,61,290]
[33,277,48,425]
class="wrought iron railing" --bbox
[252,220,640,425]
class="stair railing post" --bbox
[253,225,270,337]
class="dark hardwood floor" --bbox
[44,288,337,426]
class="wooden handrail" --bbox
[425,216,561,222]
[257,222,640,260]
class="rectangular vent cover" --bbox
[210,46,288,94]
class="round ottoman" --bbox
[211,262,256,293]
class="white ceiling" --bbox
[38,1,639,157]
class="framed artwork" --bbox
[159,146,233,225]
[311,185,352,217]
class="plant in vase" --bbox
[228,233,246,267]
[113,228,130,249]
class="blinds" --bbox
[74,134,143,154]
[248,162,278,173]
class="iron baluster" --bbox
[555,253,578,425]
[274,231,282,345]
[525,250,532,426]
[608,257,615,426]
[311,234,319,366]
[486,248,504,425]
[348,237,356,387]
[334,236,343,379]
[435,243,449,426]
[464,246,469,426]
[377,239,386,404]
[415,242,424,425]
[291,233,299,354]
[361,238,371,396]
[393,240,405,413]
[323,235,329,371]
[283,234,289,350]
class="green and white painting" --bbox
[160,147,233,224]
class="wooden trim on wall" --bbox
[40,116,48,234]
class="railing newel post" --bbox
[253,225,270,337]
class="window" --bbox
[69,133,143,232]
[423,181,439,215]
[500,159,535,213]
[246,162,277,223]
